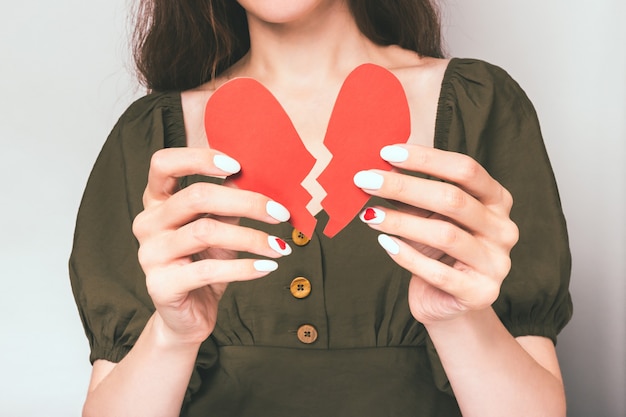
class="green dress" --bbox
[69,59,572,416]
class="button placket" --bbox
[284,227,328,347]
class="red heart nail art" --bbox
[363,208,377,221]
[205,64,410,238]
[276,237,287,250]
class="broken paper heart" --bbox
[204,64,410,238]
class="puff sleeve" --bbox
[68,92,218,398]
[438,58,573,341]
[423,58,573,396]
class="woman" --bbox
[70,0,572,416]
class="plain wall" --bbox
[0,1,139,415]
[1,1,624,416]
[440,2,626,416]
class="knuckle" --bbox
[194,260,215,283]
[435,222,459,249]
[149,149,170,173]
[499,219,519,248]
[506,220,520,247]
[136,238,164,269]
[429,264,451,288]
[191,217,218,244]
[467,279,500,310]
[136,244,151,267]
[492,255,512,280]
[145,271,166,301]
[141,188,151,208]
[500,187,514,211]
[455,156,480,182]
[442,186,466,212]
[185,183,212,211]
[500,256,512,278]
[481,280,501,306]
[132,212,148,239]
[150,149,167,173]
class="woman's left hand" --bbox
[354,144,519,325]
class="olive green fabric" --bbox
[69,58,572,416]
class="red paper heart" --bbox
[205,64,410,238]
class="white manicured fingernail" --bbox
[213,154,241,174]
[266,201,290,222]
[254,260,279,272]
[268,236,292,256]
[380,145,409,163]
[353,171,384,190]
[377,234,400,255]
[359,207,385,225]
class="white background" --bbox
[0,1,624,416]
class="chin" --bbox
[237,0,338,24]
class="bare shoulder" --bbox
[391,56,450,83]
[181,81,223,148]
[181,71,243,148]
[391,57,450,103]
[389,57,451,147]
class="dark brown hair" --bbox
[132,0,444,91]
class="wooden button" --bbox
[290,277,312,299]
[291,228,311,246]
[297,324,318,344]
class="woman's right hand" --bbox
[132,147,292,347]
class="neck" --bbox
[234,2,386,91]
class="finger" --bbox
[376,234,501,310]
[380,144,512,211]
[133,182,290,238]
[138,218,292,267]
[359,206,491,269]
[354,169,501,237]
[147,258,279,302]
[144,148,241,207]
